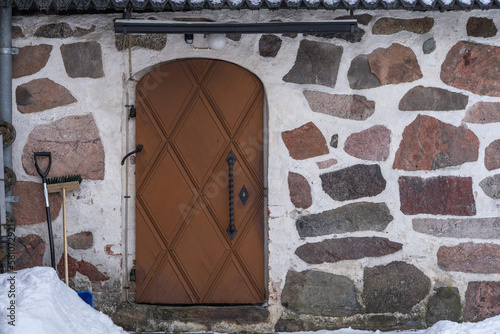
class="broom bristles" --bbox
[46,174,82,185]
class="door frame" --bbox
[128,58,270,304]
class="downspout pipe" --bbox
[0,7,14,272]
[0,7,13,188]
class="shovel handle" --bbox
[34,152,52,179]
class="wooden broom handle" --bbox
[63,187,69,286]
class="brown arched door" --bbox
[135,59,265,304]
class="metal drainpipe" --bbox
[0,9,13,169]
[0,7,14,272]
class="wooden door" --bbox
[135,59,265,304]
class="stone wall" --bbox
[11,17,123,303]
[10,10,500,332]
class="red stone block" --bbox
[485,140,500,171]
[78,260,109,281]
[304,90,375,121]
[464,102,500,124]
[441,41,500,97]
[438,243,500,273]
[67,231,93,250]
[399,176,476,216]
[58,254,109,281]
[57,254,78,279]
[317,159,337,169]
[16,78,76,113]
[288,172,312,209]
[22,114,105,180]
[282,122,329,160]
[14,234,45,270]
[344,125,391,161]
[13,45,52,79]
[13,181,62,225]
[393,115,479,171]
[368,43,422,85]
[465,281,500,321]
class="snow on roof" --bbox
[2,0,499,11]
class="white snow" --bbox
[169,0,187,5]
[277,316,500,334]
[227,0,245,7]
[287,317,500,334]
[400,0,417,6]
[321,0,341,6]
[419,0,436,7]
[477,0,492,5]
[303,0,321,6]
[266,0,282,6]
[3,267,500,334]
[343,0,359,5]
[149,0,168,5]
[0,267,126,334]
[437,0,455,6]
[247,0,264,6]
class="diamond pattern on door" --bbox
[138,149,197,244]
[171,96,228,188]
[137,61,197,136]
[236,204,265,290]
[136,59,265,304]
[135,207,165,287]
[203,62,261,134]
[235,100,265,179]
[135,94,167,183]
[204,256,259,304]
[139,256,193,304]
[172,199,228,298]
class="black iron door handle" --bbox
[226,150,237,240]
[121,144,143,165]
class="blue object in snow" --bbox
[77,291,93,307]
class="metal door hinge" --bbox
[126,105,136,118]
[130,267,136,281]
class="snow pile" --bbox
[425,315,500,334]
[293,315,500,334]
[0,267,126,334]
[3,267,500,334]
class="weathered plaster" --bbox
[10,10,500,331]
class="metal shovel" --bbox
[34,152,56,271]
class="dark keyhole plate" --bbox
[239,186,249,205]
